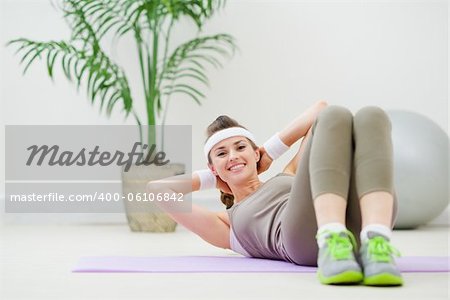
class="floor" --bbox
[0,223,448,300]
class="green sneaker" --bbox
[359,232,403,286]
[316,231,363,285]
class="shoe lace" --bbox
[319,230,358,260]
[367,236,401,262]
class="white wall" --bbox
[0,0,448,224]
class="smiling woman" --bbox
[147,100,404,287]
[204,118,262,205]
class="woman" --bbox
[147,101,403,286]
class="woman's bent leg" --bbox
[281,106,353,266]
[347,106,398,232]
[347,106,402,286]
[345,107,399,245]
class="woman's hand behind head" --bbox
[257,146,273,174]
[216,175,232,194]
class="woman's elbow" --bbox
[316,100,328,109]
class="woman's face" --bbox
[208,136,260,184]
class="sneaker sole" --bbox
[364,273,403,286]
[318,270,363,285]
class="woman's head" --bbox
[205,120,256,158]
[204,115,260,208]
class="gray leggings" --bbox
[280,106,398,266]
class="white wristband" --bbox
[263,133,289,160]
[195,169,217,190]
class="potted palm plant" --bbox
[8,0,236,232]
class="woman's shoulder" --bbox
[228,173,294,210]
[259,172,294,188]
[267,172,295,182]
[274,172,294,177]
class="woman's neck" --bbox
[229,176,263,203]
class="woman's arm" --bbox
[258,100,328,173]
[280,101,328,174]
[278,100,328,146]
[282,127,313,175]
[146,173,231,249]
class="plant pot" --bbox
[121,163,185,232]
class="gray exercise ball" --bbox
[387,110,449,229]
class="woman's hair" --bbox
[205,115,258,209]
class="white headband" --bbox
[204,127,257,159]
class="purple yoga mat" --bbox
[72,256,450,273]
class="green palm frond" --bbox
[62,0,135,44]
[120,0,226,31]
[8,38,133,117]
[160,0,210,27]
[159,33,236,110]
[8,0,235,150]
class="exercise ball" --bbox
[387,110,449,229]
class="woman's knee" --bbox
[354,106,391,130]
[316,105,353,127]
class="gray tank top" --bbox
[227,173,294,261]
